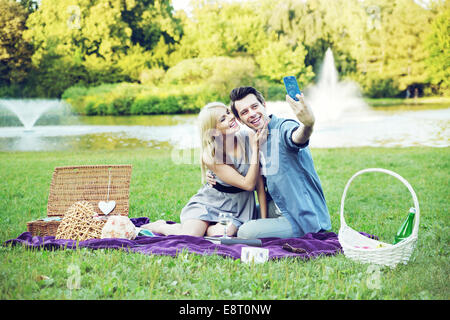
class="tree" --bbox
[259,0,439,96]
[262,0,365,80]
[169,0,313,86]
[424,0,450,95]
[347,0,435,96]
[23,0,182,96]
[17,0,38,13]
[164,56,256,98]
[0,0,33,84]
[169,0,267,63]
[255,36,314,86]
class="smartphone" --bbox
[283,76,302,101]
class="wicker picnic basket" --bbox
[26,165,132,237]
[338,168,420,268]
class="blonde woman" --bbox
[142,102,267,237]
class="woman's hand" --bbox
[205,170,216,186]
[250,118,269,149]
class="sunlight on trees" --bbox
[0,0,447,98]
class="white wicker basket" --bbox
[338,168,420,268]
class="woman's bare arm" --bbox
[204,126,266,191]
[205,146,259,191]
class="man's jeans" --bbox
[237,200,303,239]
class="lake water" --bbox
[0,101,448,152]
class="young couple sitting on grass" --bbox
[142,86,331,239]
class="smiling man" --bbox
[227,86,331,239]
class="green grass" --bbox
[0,147,448,300]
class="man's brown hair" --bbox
[229,87,265,119]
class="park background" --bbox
[0,0,449,300]
[1,0,449,111]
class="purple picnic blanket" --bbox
[3,217,356,261]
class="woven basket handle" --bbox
[340,168,420,238]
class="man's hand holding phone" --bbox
[286,92,315,128]
[283,76,315,128]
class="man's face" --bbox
[234,94,268,130]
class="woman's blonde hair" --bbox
[198,102,228,184]
[198,102,249,184]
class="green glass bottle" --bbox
[393,207,416,244]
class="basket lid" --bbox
[47,165,132,217]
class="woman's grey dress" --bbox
[180,130,256,228]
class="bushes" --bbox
[64,51,427,115]
[62,79,293,116]
[164,56,257,96]
[63,83,142,115]
[62,82,225,115]
[131,95,182,115]
[266,85,286,101]
[78,94,136,116]
[0,84,26,98]
[348,73,402,98]
[127,90,222,115]
[363,78,401,99]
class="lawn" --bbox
[0,147,448,300]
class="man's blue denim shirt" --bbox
[260,114,332,235]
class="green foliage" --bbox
[0,83,28,98]
[355,0,432,92]
[139,67,166,85]
[0,0,33,85]
[62,83,143,115]
[424,1,450,96]
[165,56,256,96]
[170,0,266,62]
[16,0,182,97]
[61,55,260,116]
[255,38,314,86]
[17,0,38,13]
[130,94,183,115]
[263,0,364,81]
[62,82,224,115]
[261,0,441,97]
[0,0,447,100]
[352,74,402,98]
[266,85,287,101]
